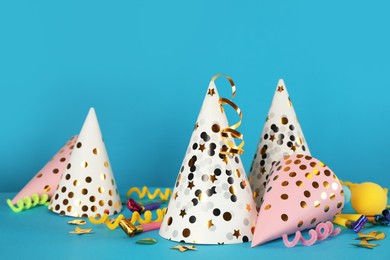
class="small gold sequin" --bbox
[304,190,311,198]
[314,201,320,208]
[211,124,220,133]
[312,182,319,188]
[60,157,66,162]
[300,201,307,208]
[264,204,271,210]
[310,162,317,167]
[281,117,288,125]
[44,185,51,192]
[108,200,113,206]
[93,148,99,155]
[281,214,288,222]
[81,161,88,168]
[289,172,297,177]
[36,173,43,178]
[281,194,288,200]
[182,228,191,238]
[297,221,303,228]
[67,163,71,169]
[296,180,303,187]
[63,199,69,205]
[98,187,104,193]
[281,181,289,186]
[323,181,330,189]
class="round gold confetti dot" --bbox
[82,205,88,212]
[281,214,288,222]
[299,165,307,170]
[67,163,71,169]
[44,185,51,192]
[68,192,74,198]
[81,161,88,168]
[55,194,59,200]
[304,190,311,198]
[85,176,92,183]
[294,160,301,165]
[310,162,317,167]
[76,142,82,148]
[223,212,232,221]
[337,202,343,208]
[55,205,60,211]
[304,155,312,160]
[61,187,67,193]
[235,169,241,178]
[340,190,344,196]
[312,182,319,188]
[82,188,88,195]
[289,172,297,178]
[264,204,271,210]
[91,206,97,212]
[182,228,191,238]
[53,168,59,174]
[283,167,291,172]
[89,196,96,202]
[211,124,220,133]
[311,218,317,224]
[65,174,71,180]
[305,173,313,179]
[99,200,104,206]
[108,189,113,196]
[92,148,99,155]
[330,193,335,200]
[313,169,320,175]
[108,200,113,206]
[60,211,65,215]
[104,161,109,168]
[281,194,289,200]
[67,206,73,213]
[314,201,320,208]
[297,154,304,158]
[281,181,289,186]
[324,169,331,176]
[73,180,79,187]
[36,173,43,178]
[324,205,330,212]
[281,117,288,125]
[60,157,66,162]
[296,180,303,187]
[81,214,88,218]
[300,201,307,208]
[297,221,303,228]
[101,173,106,181]
[167,217,173,225]
[285,159,292,165]
[273,175,279,181]
[323,181,330,189]
[98,187,104,193]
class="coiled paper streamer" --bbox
[6,193,49,213]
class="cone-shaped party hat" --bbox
[159,75,257,244]
[10,135,77,204]
[49,108,122,217]
[251,154,344,247]
[249,79,311,207]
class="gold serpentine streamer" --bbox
[89,208,167,230]
[6,193,49,213]
[211,74,244,155]
[125,186,172,200]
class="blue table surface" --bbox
[1,192,389,260]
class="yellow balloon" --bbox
[350,182,388,215]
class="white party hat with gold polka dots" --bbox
[159,75,257,244]
[249,79,311,208]
[49,108,122,217]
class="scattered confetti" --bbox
[136,238,157,245]
[68,219,86,225]
[351,239,379,249]
[171,245,197,252]
[69,226,93,235]
[356,231,386,241]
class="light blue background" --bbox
[0,0,389,194]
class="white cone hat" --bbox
[249,80,311,207]
[49,108,122,217]
[159,76,257,244]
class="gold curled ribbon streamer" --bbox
[6,193,49,213]
[211,74,244,155]
[89,208,167,230]
[125,186,172,200]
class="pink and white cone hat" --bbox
[249,79,311,208]
[159,75,257,244]
[49,108,122,217]
[10,135,77,204]
[251,154,344,247]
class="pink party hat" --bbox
[49,108,122,217]
[159,75,257,244]
[11,135,77,204]
[249,79,311,208]
[251,154,344,247]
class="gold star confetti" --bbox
[171,245,197,252]
[210,175,217,183]
[208,88,215,96]
[233,229,241,239]
[356,231,386,241]
[179,209,187,218]
[246,204,251,212]
[277,86,284,92]
[69,226,93,235]
[351,239,379,249]
[207,219,214,229]
[136,238,157,245]
[290,145,297,152]
[68,219,86,225]
[269,135,275,142]
[198,144,206,152]
[187,181,195,190]
[260,167,266,174]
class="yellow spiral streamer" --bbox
[211,74,244,155]
[7,193,49,213]
[125,186,172,200]
[89,208,167,230]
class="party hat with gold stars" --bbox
[159,75,257,244]
[49,108,122,217]
[9,135,77,205]
[249,79,311,208]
